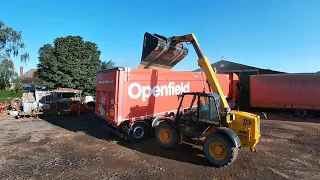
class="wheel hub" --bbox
[133,126,144,139]
[209,141,227,160]
[214,146,223,154]
[159,128,170,144]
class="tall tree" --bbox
[0,59,17,90]
[36,36,115,95]
[0,21,29,90]
[36,44,57,89]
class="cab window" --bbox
[198,96,219,122]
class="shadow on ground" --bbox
[44,113,213,167]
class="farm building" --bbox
[193,60,285,110]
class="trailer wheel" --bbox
[128,122,149,142]
[154,122,179,148]
[295,109,307,118]
[11,98,22,109]
[203,133,239,167]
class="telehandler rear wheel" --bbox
[203,133,239,167]
[154,122,179,148]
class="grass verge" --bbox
[0,90,27,104]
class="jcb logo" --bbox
[243,119,251,126]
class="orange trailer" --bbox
[95,67,238,141]
[250,73,320,117]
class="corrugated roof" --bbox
[51,88,82,93]
[193,60,284,73]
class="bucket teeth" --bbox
[139,32,189,70]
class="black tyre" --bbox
[203,133,239,167]
[154,122,179,148]
[128,122,149,142]
[295,109,307,118]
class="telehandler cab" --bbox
[141,32,261,167]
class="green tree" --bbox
[36,36,115,95]
[0,21,29,90]
[13,76,22,92]
[0,59,17,90]
[100,59,115,71]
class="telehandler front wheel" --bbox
[203,133,239,167]
[154,122,179,148]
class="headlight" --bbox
[230,114,235,121]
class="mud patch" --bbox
[33,147,48,154]
[6,136,31,146]
[277,124,305,131]
[268,167,290,179]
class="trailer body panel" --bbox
[250,73,320,110]
[96,68,236,127]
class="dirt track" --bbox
[0,111,319,180]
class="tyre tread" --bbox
[203,133,239,167]
[154,121,179,148]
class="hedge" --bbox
[0,90,27,103]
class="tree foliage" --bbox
[36,36,115,95]
[13,76,22,93]
[0,59,17,90]
[0,21,29,62]
[0,21,29,90]
[100,60,115,71]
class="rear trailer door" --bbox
[96,68,121,125]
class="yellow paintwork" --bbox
[170,34,229,110]
[198,56,229,110]
[202,111,261,150]
[169,33,261,150]
[209,141,227,160]
[159,128,171,144]
[229,110,261,150]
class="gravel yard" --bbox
[0,111,319,180]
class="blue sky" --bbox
[2,0,320,74]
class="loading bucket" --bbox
[138,32,189,70]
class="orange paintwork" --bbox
[250,73,320,110]
[96,68,237,127]
[0,102,9,112]
[229,73,239,108]
[69,103,87,112]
